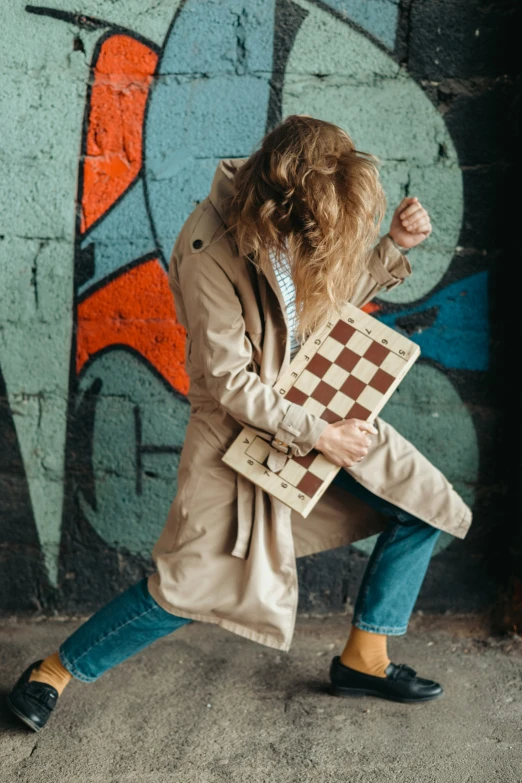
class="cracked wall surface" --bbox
[0,0,517,615]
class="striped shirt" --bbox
[268,248,301,359]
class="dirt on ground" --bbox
[1,612,520,783]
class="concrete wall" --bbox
[1,0,517,616]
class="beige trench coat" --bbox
[148,158,473,651]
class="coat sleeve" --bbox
[174,250,328,458]
[350,234,412,308]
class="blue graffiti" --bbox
[80,0,277,296]
[378,272,489,371]
[77,1,484,374]
[321,0,399,48]
[78,0,400,298]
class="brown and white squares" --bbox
[297,471,323,498]
[351,357,378,384]
[346,402,372,420]
[317,336,345,363]
[306,352,331,378]
[328,390,356,418]
[279,459,308,486]
[346,331,373,356]
[380,351,407,378]
[369,368,395,394]
[312,380,337,406]
[322,362,350,389]
[289,322,403,434]
[329,320,356,345]
[308,454,334,481]
[292,451,317,469]
[285,386,308,405]
[285,319,406,450]
[294,368,321,395]
[340,374,366,399]
[222,300,420,517]
[357,384,384,411]
[364,341,390,366]
[334,347,361,373]
[303,397,326,417]
[320,408,342,423]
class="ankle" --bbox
[29,651,72,696]
[340,626,391,678]
[340,651,391,678]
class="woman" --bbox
[8,115,472,732]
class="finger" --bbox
[347,446,367,460]
[407,218,431,233]
[354,433,374,448]
[404,209,428,224]
[352,419,378,435]
[397,196,418,213]
[404,210,429,226]
[401,208,427,227]
[400,203,423,220]
[395,196,417,214]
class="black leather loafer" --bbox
[7,660,59,731]
[330,656,443,703]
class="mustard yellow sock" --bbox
[29,651,72,695]
[340,625,391,678]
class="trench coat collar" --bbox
[207,157,247,227]
[208,158,291,367]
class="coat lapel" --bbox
[208,158,291,380]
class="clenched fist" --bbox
[389,196,432,250]
[315,419,377,468]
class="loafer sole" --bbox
[331,684,443,703]
[6,696,42,732]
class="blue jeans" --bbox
[331,469,441,634]
[59,472,441,682]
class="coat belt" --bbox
[231,471,294,560]
[231,472,256,559]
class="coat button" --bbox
[192,239,203,249]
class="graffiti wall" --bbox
[0,0,516,615]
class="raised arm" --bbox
[351,194,433,309]
[350,233,412,310]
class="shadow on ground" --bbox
[0,613,520,782]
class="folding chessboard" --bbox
[222,302,420,517]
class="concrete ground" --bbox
[0,612,520,783]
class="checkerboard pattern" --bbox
[266,318,412,499]
[285,319,405,427]
[222,303,420,516]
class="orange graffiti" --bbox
[81,36,158,233]
[77,259,189,395]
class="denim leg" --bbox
[59,577,192,682]
[332,469,442,635]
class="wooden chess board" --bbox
[222,302,420,517]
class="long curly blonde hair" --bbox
[224,114,387,342]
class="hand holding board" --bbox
[222,303,420,517]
